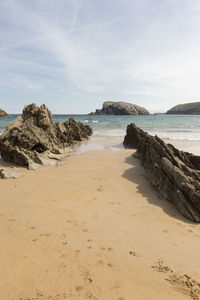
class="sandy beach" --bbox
[2,0,200,298]
[0,148,200,300]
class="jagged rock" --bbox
[123,123,200,223]
[0,167,22,179]
[89,101,149,115]
[0,104,92,170]
[166,102,200,114]
[0,109,7,117]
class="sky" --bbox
[1,0,200,114]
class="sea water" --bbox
[1,114,200,141]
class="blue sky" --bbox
[1,0,200,113]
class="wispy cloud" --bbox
[1,0,200,113]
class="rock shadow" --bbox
[122,154,196,224]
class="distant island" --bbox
[0,108,7,117]
[166,102,200,115]
[89,101,149,115]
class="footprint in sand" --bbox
[129,251,138,257]
[84,290,98,299]
[9,218,16,222]
[108,247,113,252]
[98,260,104,266]
[66,220,78,227]
[82,270,93,284]
[100,246,106,250]
[75,286,84,292]
[98,177,105,182]
[107,263,113,267]
[97,186,103,192]
[40,233,51,237]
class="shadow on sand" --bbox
[122,154,196,224]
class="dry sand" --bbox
[0,149,200,300]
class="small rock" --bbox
[0,167,22,179]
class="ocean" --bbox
[1,114,200,140]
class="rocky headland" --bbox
[166,102,200,114]
[89,101,149,115]
[0,103,92,176]
[0,108,7,116]
[123,123,200,223]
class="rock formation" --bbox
[166,102,200,114]
[89,101,149,115]
[0,167,22,179]
[0,108,7,116]
[0,104,92,170]
[123,123,200,223]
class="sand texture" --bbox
[0,149,200,300]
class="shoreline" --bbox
[78,135,200,155]
[0,148,200,299]
[1,134,200,174]
[2,134,200,170]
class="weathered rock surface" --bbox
[0,104,92,170]
[0,109,7,116]
[166,102,200,114]
[123,123,200,223]
[89,101,149,115]
[0,167,22,179]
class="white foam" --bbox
[94,129,125,137]
[149,130,200,140]
[84,120,99,123]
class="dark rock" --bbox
[166,102,200,114]
[0,104,92,169]
[123,123,200,223]
[0,109,7,117]
[89,101,149,115]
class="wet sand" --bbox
[78,135,200,155]
[0,148,200,299]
